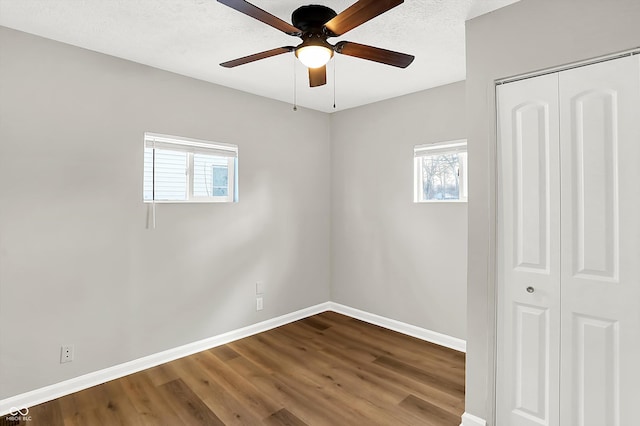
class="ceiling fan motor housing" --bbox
[291,5,337,33]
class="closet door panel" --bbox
[559,54,640,426]
[497,73,561,426]
[570,89,618,280]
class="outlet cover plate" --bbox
[60,345,74,363]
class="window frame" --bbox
[413,139,468,203]
[144,132,238,203]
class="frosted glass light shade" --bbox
[296,45,333,68]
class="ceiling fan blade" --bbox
[309,66,327,87]
[217,0,301,36]
[335,41,414,68]
[220,47,294,68]
[324,0,403,36]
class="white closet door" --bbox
[496,73,561,426]
[559,54,640,426]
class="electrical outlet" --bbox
[256,297,264,311]
[60,345,74,363]
[256,281,265,295]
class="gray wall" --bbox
[0,25,470,402]
[330,82,467,340]
[0,27,331,398]
[465,0,640,422]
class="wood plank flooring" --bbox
[17,312,465,425]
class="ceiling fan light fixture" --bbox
[296,45,333,69]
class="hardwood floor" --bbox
[18,312,465,425]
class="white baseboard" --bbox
[0,302,331,416]
[1,301,466,416]
[460,412,487,426]
[328,302,466,353]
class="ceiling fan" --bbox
[218,0,415,87]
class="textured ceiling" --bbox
[0,0,519,112]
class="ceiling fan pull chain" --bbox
[333,55,337,109]
[293,54,298,111]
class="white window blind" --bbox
[414,140,467,157]
[144,133,238,203]
[144,134,238,158]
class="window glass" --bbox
[144,149,188,201]
[212,164,229,197]
[193,153,230,198]
[144,133,237,203]
[414,140,467,202]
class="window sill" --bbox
[143,199,235,204]
[414,199,468,204]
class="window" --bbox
[414,140,467,202]
[144,133,238,202]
